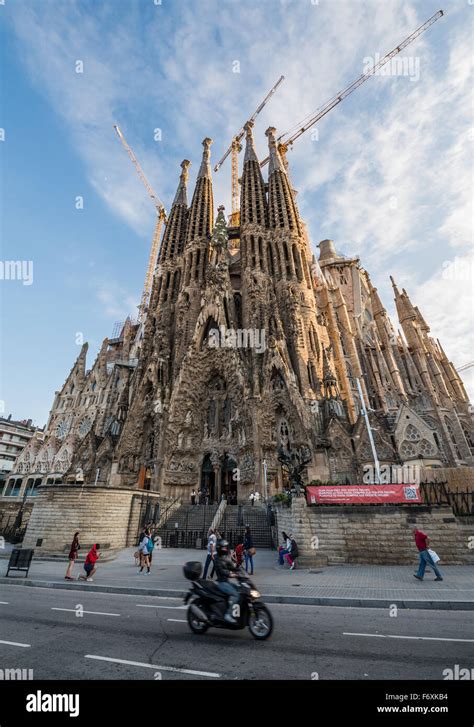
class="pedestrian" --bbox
[146,529,155,566]
[203,527,217,579]
[285,535,299,571]
[209,529,222,579]
[243,525,255,575]
[79,543,100,582]
[65,531,80,580]
[198,487,203,505]
[413,528,443,581]
[138,529,152,575]
[234,539,244,569]
[249,491,255,507]
[191,489,197,506]
[278,531,291,566]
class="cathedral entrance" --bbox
[221,454,238,504]
[200,454,216,504]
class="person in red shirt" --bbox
[413,529,443,581]
[79,544,100,582]
[234,541,244,568]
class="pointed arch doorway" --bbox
[200,454,216,504]
[221,454,238,505]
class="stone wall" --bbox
[275,499,474,566]
[22,485,164,557]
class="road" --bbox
[0,584,472,681]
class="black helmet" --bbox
[216,538,229,555]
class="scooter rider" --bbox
[214,538,240,624]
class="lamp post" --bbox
[355,377,381,484]
[262,458,268,503]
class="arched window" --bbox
[445,417,460,458]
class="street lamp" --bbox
[355,377,381,484]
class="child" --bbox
[234,541,244,569]
[79,543,100,582]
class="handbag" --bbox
[248,547,256,556]
[428,549,440,564]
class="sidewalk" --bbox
[1,547,473,610]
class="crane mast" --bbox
[113,124,167,323]
[260,10,444,168]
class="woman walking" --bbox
[138,528,152,575]
[65,531,80,580]
[243,525,255,576]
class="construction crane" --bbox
[260,10,444,169]
[214,75,285,226]
[114,124,167,323]
[457,361,474,373]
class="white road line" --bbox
[136,604,186,610]
[85,654,220,678]
[0,602,9,605]
[52,608,121,617]
[167,619,187,623]
[0,640,31,648]
[343,632,474,643]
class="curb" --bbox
[1,577,473,611]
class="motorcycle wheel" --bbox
[248,605,273,640]
[187,605,209,635]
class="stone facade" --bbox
[3,121,473,557]
[276,499,474,566]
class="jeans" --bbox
[278,547,289,565]
[244,552,254,575]
[203,554,214,579]
[217,580,240,616]
[416,549,443,579]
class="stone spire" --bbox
[160,160,191,262]
[173,159,191,207]
[197,137,213,180]
[265,126,300,233]
[240,121,267,227]
[186,138,214,243]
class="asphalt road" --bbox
[0,584,472,681]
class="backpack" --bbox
[147,537,155,553]
[290,539,299,558]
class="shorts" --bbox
[84,563,94,575]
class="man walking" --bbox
[203,527,217,579]
[413,528,443,581]
[191,489,196,506]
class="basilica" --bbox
[5,122,474,508]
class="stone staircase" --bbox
[154,502,274,550]
[155,504,219,549]
[219,504,273,548]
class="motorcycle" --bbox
[183,561,273,640]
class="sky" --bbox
[0,0,473,427]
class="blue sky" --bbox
[1,0,473,427]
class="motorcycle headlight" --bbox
[250,589,261,598]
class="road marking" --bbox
[167,619,187,623]
[343,632,474,643]
[0,602,9,605]
[0,640,31,648]
[52,608,121,617]
[84,654,220,678]
[136,604,186,610]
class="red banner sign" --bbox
[306,484,422,505]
